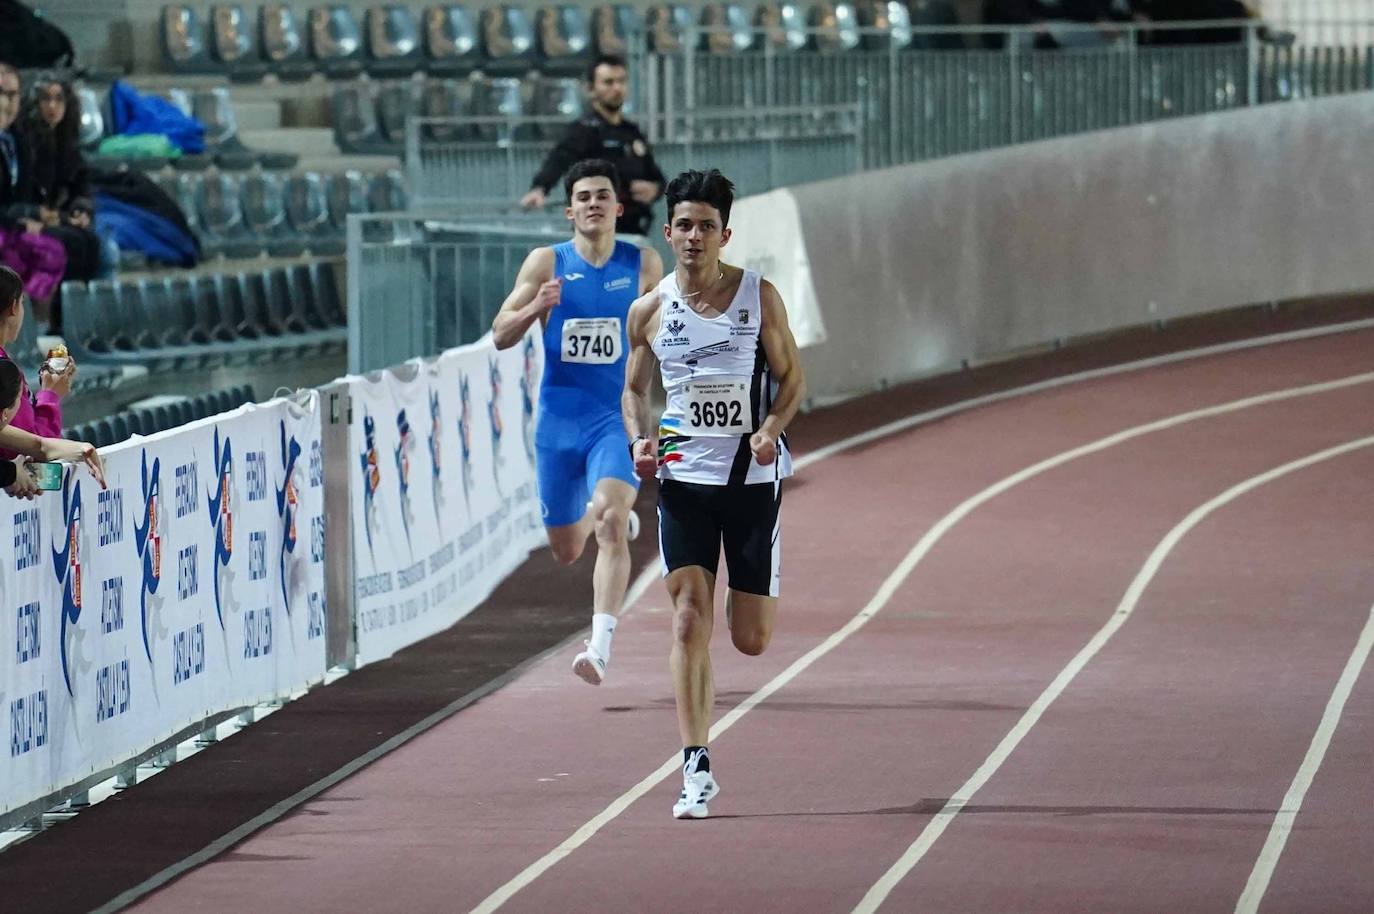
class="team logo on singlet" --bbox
[684,340,736,368]
[604,276,632,292]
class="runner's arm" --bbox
[639,246,663,294]
[622,292,661,478]
[754,280,806,454]
[491,247,557,350]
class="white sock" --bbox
[589,613,617,661]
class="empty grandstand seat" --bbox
[162,5,214,73]
[310,261,347,326]
[420,79,472,141]
[590,4,638,56]
[310,5,366,77]
[366,5,423,75]
[321,170,367,252]
[470,76,527,141]
[530,76,582,139]
[536,5,592,75]
[330,84,390,154]
[700,3,752,54]
[284,173,330,246]
[756,1,808,52]
[76,85,106,150]
[857,0,912,50]
[367,169,409,213]
[93,417,116,448]
[241,172,303,257]
[810,1,861,52]
[211,4,269,79]
[260,4,315,79]
[196,172,259,259]
[375,80,419,145]
[481,5,538,74]
[645,5,694,53]
[192,88,256,169]
[424,5,482,74]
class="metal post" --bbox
[1008,30,1020,145]
[684,29,697,140]
[1245,21,1260,106]
[405,118,421,207]
[114,761,137,789]
[346,214,363,375]
[887,41,899,169]
[1127,24,1140,125]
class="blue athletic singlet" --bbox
[535,239,642,526]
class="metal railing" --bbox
[404,105,863,210]
[346,213,566,374]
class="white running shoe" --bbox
[626,510,640,541]
[572,640,607,686]
[673,769,720,819]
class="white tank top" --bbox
[651,268,793,486]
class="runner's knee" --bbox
[549,538,584,566]
[593,501,628,546]
[731,625,770,656]
[672,599,712,647]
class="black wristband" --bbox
[628,434,647,459]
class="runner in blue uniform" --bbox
[493,159,663,685]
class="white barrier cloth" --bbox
[724,187,828,349]
[350,329,546,665]
[2,395,327,817]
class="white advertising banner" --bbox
[350,328,546,666]
[1,395,327,818]
[725,187,828,349]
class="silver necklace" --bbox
[680,269,723,299]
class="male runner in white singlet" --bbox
[622,169,806,818]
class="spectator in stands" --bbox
[0,268,100,486]
[0,63,68,323]
[0,357,40,499]
[0,264,73,448]
[520,54,666,239]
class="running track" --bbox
[20,317,1374,913]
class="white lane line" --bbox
[853,435,1374,914]
[1235,600,1374,914]
[472,369,1374,913]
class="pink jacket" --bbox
[0,345,62,460]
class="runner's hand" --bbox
[750,430,777,466]
[632,437,658,481]
[535,278,561,315]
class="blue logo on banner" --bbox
[49,472,84,696]
[488,356,505,494]
[206,428,234,630]
[133,451,164,663]
[428,388,444,528]
[359,412,380,555]
[394,409,414,548]
[520,335,537,464]
[458,373,474,510]
[14,507,40,571]
[277,421,302,611]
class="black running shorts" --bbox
[657,478,783,597]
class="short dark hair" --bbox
[586,53,627,85]
[0,266,22,312]
[564,158,621,200]
[0,359,22,416]
[665,169,736,228]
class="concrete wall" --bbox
[784,92,1374,402]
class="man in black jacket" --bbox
[520,54,665,237]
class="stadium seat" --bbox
[284,173,331,250]
[645,4,694,53]
[321,170,367,253]
[92,418,116,448]
[701,3,753,54]
[375,80,419,146]
[590,4,638,56]
[481,5,538,74]
[309,4,366,78]
[424,5,482,75]
[211,4,270,79]
[330,84,391,154]
[260,4,315,79]
[470,76,527,141]
[536,5,592,75]
[420,78,472,141]
[310,260,347,327]
[196,171,259,259]
[110,413,131,444]
[530,76,582,139]
[162,5,215,73]
[365,5,423,75]
[240,172,304,257]
[76,85,106,149]
[810,1,861,52]
[367,169,409,213]
[857,0,913,50]
[756,1,808,52]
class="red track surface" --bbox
[130,327,1374,913]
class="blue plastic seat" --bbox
[480,5,538,74]
[536,5,592,75]
[756,1,808,53]
[375,80,419,146]
[309,4,365,78]
[211,4,269,79]
[162,5,215,73]
[365,5,423,75]
[260,4,315,79]
[424,5,482,75]
[591,5,638,56]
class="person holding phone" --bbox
[0,264,72,458]
[0,358,40,498]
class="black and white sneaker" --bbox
[673,768,719,819]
